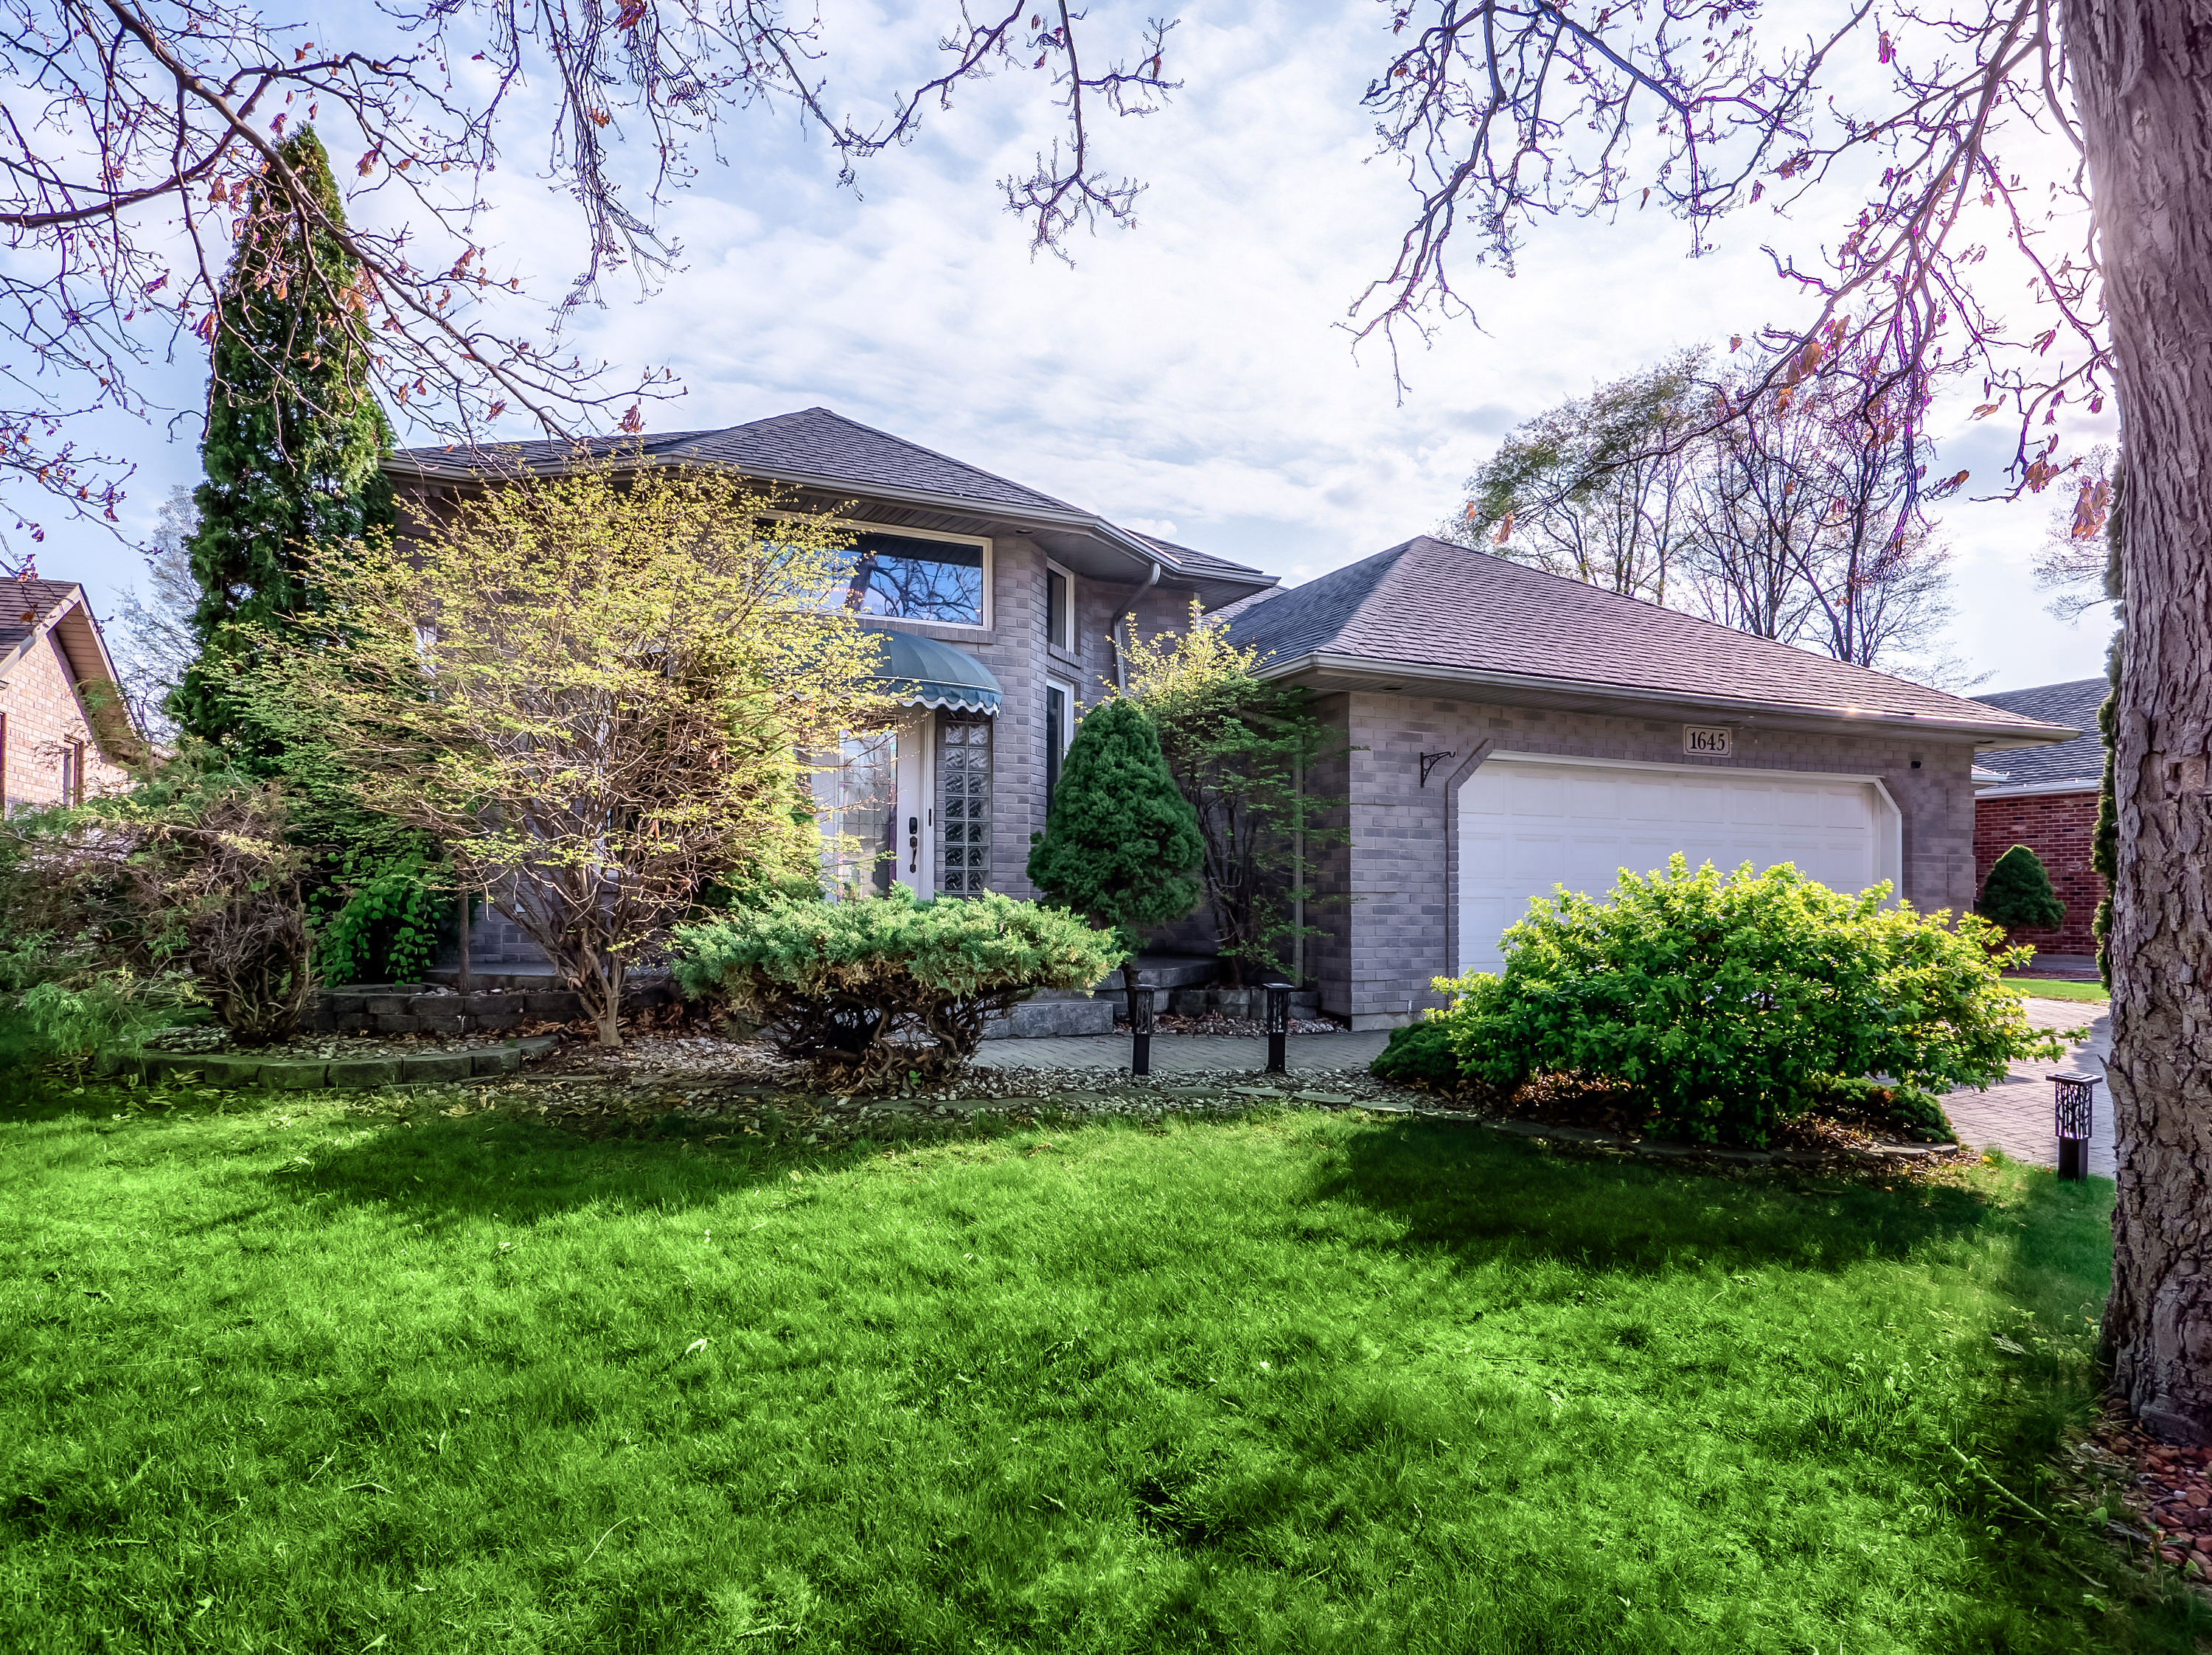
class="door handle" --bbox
[908,815,919,873]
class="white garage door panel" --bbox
[1455,757,1898,975]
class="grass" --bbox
[2006,978,2112,1003]
[1,1073,2199,1654]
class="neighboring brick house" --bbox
[1969,677,2107,955]
[0,576,137,815]
[385,408,1278,966]
[1222,537,2079,1028]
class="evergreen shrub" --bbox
[1978,843,2067,933]
[1399,857,2065,1146]
[1026,697,1203,977]
[672,889,1124,1087]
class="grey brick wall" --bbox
[1304,691,1981,1028]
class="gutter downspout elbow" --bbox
[1108,562,1162,694]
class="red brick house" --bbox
[1971,677,2104,956]
[0,576,137,815]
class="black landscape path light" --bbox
[1129,984,1155,1078]
[2050,1072,2101,1182]
[1264,982,1293,1075]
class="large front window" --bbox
[937,714,992,894]
[844,532,985,625]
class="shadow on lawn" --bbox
[264,1105,938,1230]
[1309,1117,2010,1278]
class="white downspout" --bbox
[1108,562,1162,693]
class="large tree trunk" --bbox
[2064,0,2212,1441]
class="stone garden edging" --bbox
[98,1035,562,1091]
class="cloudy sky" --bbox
[44,0,2113,696]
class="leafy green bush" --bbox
[1808,1076,1957,1144]
[671,888,1124,1087]
[1370,1016,1464,1088]
[313,848,458,985]
[1978,843,2067,933]
[0,929,202,1069]
[0,768,316,1048]
[1420,857,2064,1146]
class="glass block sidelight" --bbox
[937,714,992,895]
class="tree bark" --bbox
[2064,0,2212,1441]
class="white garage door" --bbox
[1455,754,1899,975]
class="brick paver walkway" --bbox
[1941,997,2113,1176]
[972,1030,1394,1077]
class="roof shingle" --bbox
[0,577,80,661]
[1225,535,2068,735]
[1970,677,2106,786]
[389,406,1271,588]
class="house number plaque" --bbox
[1683,725,1733,757]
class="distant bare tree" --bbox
[109,485,199,742]
[1458,338,1967,684]
[1450,352,1703,604]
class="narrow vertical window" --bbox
[937,714,992,895]
[1045,685,1066,804]
[1046,566,1071,651]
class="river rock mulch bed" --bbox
[117,1013,1966,1184]
[282,1022,1964,1185]
[2082,1410,2212,1581]
[1137,1012,1346,1036]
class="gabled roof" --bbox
[1225,535,2073,741]
[1971,677,2106,790]
[386,407,1274,602]
[0,576,141,762]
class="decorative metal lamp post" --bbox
[2050,1072,2101,1182]
[1128,985,1155,1079]
[1263,982,1293,1075]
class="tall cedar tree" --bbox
[1978,845,2067,935]
[1026,696,1203,991]
[170,128,394,753]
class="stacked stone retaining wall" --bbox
[313,979,675,1036]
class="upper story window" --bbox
[843,531,986,626]
[1046,564,1072,651]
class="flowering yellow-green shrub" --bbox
[1402,857,2065,1146]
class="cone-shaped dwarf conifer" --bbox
[1978,843,2067,933]
[170,127,394,752]
[1026,696,1203,983]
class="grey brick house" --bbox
[386,408,1276,961]
[1223,536,2077,1028]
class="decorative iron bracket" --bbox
[1419,751,1456,787]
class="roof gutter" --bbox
[1256,650,2081,745]
[1975,776,2104,799]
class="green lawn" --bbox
[1,1077,2197,1654]
[2006,978,2112,1003]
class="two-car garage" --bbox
[1455,753,1904,974]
